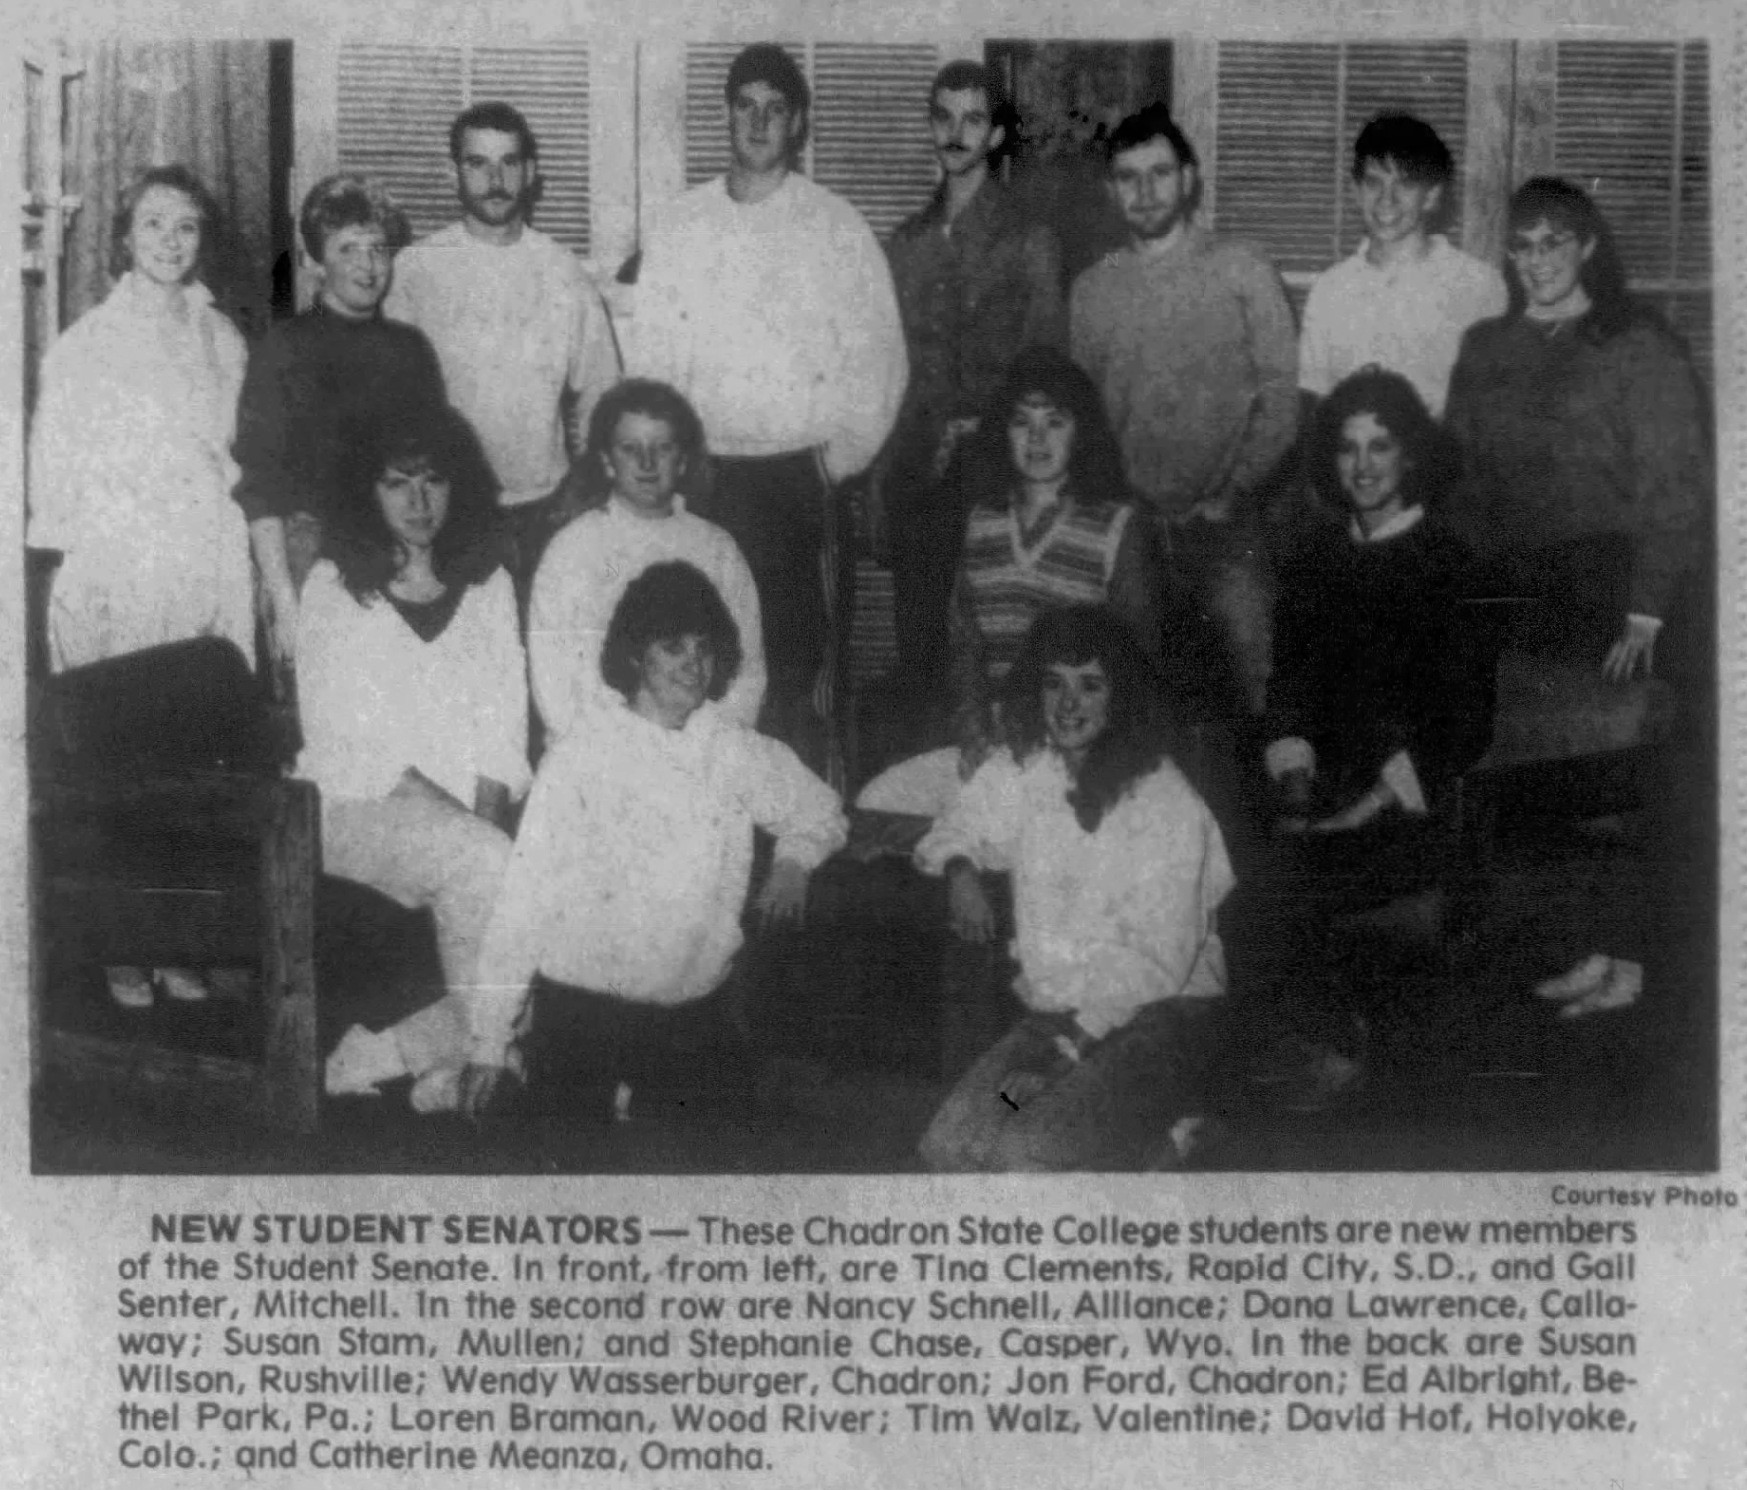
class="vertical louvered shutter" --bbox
[336,41,591,255]
[682,41,939,236]
[1213,40,1471,298]
[1552,40,1710,378]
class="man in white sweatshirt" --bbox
[633,43,908,782]
[386,101,621,596]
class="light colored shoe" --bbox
[156,967,210,1002]
[324,1025,406,1097]
[410,1065,463,1114]
[1533,952,1612,1002]
[106,967,153,1010]
[613,1081,634,1124]
[1560,959,1643,1020]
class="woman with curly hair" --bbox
[916,605,1233,1171]
[298,406,529,1105]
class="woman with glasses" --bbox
[1444,177,1709,686]
[1444,178,1711,1021]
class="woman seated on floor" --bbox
[529,377,766,744]
[458,561,847,1124]
[1244,368,1496,1104]
[300,407,529,1105]
[915,605,1234,1172]
[947,345,1186,771]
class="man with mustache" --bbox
[386,102,621,595]
[881,60,1066,729]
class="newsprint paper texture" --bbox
[0,0,1741,1486]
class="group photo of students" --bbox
[23,33,1717,1174]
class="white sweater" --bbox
[632,173,908,482]
[294,561,531,808]
[916,749,1233,1040]
[384,223,622,506]
[469,703,847,1065]
[528,496,766,738]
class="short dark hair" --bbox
[969,345,1129,507]
[1505,176,1633,340]
[1000,605,1174,833]
[724,44,810,157]
[449,101,538,164]
[111,165,221,282]
[326,405,502,601]
[1352,112,1455,191]
[1105,103,1197,173]
[298,173,411,262]
[600,561,743,706]
[930,60,1012,145]
[580,378,709,502]
[1307,367,1454,514]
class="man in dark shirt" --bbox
[232,173,447,678]
[883,60,1065,701]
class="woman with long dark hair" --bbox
[947,345,1172,768]
[298,406,529,1105]
[917,605,1233,1171]
[1444,177,1709,684]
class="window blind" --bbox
[1553,40,1710,377]
[336,41,591,255]
[1212,41,1471,277]
[682,41,939,237]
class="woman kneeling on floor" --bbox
[303,407,529,1105]
[459,561,848,1124]
[916,605,1234,1172]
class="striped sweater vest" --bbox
[963,497,1133,680]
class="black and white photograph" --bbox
[2,4,1742,1487]
[18,16,1724,1179]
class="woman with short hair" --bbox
[28,164,253,1009]
[461,561,846,1123]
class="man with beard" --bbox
[1070,105,1297,717]
[634,44,906,782]
[386,102,621,590]
[881,62,1065,718]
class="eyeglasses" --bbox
[1507,231,1580,262]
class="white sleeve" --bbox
[468,570,532,799]
[734,731,848,870]
[1050,793,1236,1040]
[627,206,689,388]
[716,534,767,729]
[1297,275,1335,397]
[817,212,908,482]
[527,536,581,740]
[914,752,1024,876]
[568,267,623,435]
[25,333,92,552]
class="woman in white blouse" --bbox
[297,407,531,1104]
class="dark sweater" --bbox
[231,303,447,524]
[1443,310,1710,618]
[1267,512,1496,803]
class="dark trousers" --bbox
[523,976,753,1123]
[887,458,971,688]
[695,450,847,785]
